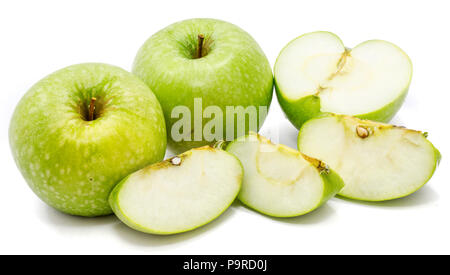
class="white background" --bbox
[1,0,449,255]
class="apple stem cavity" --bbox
[196,34,205,59]
[88,97,97,121]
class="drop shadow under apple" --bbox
[38,203,118,228]
[277,122,299,149]
[112,205,237,247]
[232,199,336,225]
[336,185,439,208]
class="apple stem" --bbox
[197,34,205,58]
[88,97,97,121]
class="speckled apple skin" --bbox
[133,18,273,153]
[9,63,167,217]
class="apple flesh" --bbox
[274,31,413,129]
[226,133,344,217]
[9,63,167,216]
[109,146,242,235]
[133,18,273,153]
[298,115,440,201]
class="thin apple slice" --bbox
[298,115,441,201]
[109,146,242,235]
[274,31,412,128]
[226,133,344,217]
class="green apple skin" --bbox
[337,141,441,202]
[226,134,344,218]
[108,177,239,235]
[274,33,412,130]
[9,63,167,217]
[275,82,409,130]
[109,147,243,235]
[133,18,273,153]
[315,169,345,210]
[242,169,344,218]
[297,115,441,202]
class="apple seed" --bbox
[356,125,370,139]
[170,156,182,166]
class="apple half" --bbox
[298,115,441,201]
[109,146,242,235]
[226,133,344,217]
[274,31,413,129]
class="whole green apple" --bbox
[9,63,167,217]
[133,18,273,153]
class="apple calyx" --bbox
[196,34,205,59]
[88,97,97,121]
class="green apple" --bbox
[9,63,167,217]
[298,115,441,201]
[133,18,273,153]
[274,31,412,129]
[109,146,242,235]
[226,132,344,217]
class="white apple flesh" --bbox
[275,32,412,128]
[298,115,441,201]
[109,146,242,235]
[226,133,344,217]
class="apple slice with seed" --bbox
[226,133,344,217]
[298,115,441,201]
[109,146,243,235]
[274,31,413,129]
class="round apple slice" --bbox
[274,31,413,129]
[109,146,242,235]
[298,115,441,201]
[226,133,344,217]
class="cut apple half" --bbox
[226,133,344,217]
[298,115,441,201]
[109,146,242,235]
[274,31,413,129]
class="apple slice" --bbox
[109,146,242,235]
[226,133,344,217]
[274,31,413,129]
[298,115,441,201]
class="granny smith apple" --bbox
[9,63,167,217]
[133,18,273,153]
[297,115,440,201]
[274,31,413,129]
[109,146,242,235]
[226,132,344,217]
